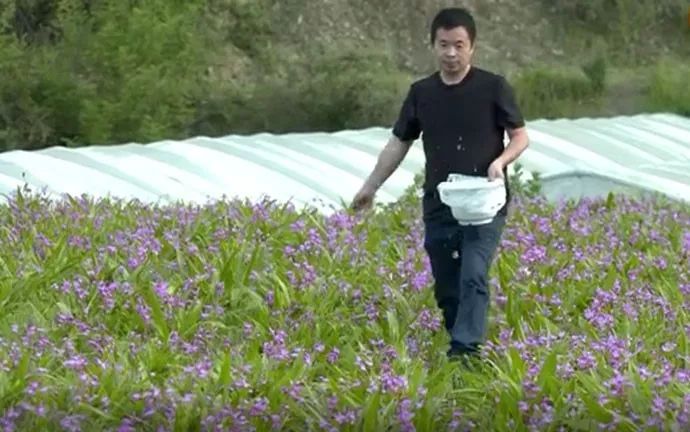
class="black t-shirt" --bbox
[392,66,525,223]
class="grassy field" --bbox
[0,180,689,430]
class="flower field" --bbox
[1,183,689,431]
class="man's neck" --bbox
[440,64,472,85]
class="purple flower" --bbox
[290,219,306,232]
[153,281,169,299]
[655,257,668,270]
[415,308,441,332]
[396,398,415,432]
[267,413,284,429]
[283,382,304,402]
[262,329,290,361]
[0,406,21,432]
[184,358,212,379]
[249,397,269,417]
[380,369,408,394]
[576,351,596,370]
[117,418,137,432]
[64,355,88,371]
[605,371,628,397]
[24,381,40,396]
[96,281,118,311]
[327,348,340,364]
[410,271,431,291]
[59,415,85,432]
[333,409,357,425]
[242,322,254,337]
[365,302,379,321]
[448,409,464,430]
[135,300,152,324]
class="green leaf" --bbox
[179,301,203,339]
[385,309,400,342]
[140,283,169,340]
[576,373,613,423]
[15,350,30,381]
[0,278,16,309]
[218,352,232,387]
[242,241,261,286]
[537,348,558,396]
[605,192,616,210]
[219,240,241,293]
[580,392,612,423]
[362,391,381,431]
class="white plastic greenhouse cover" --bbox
[0,113,689,213]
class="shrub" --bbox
[0,0,686,151]
[542,0,686,35]
[582,55,608,94]
[296,44,410,131]
[0,0,211,150]
[1,0,410,148]
[645,59,690,116]
[511,65,605,120]
[191,43,411,136]
[0,37,88,150]
[62,0,210,145]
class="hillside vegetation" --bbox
[0,0,689,151]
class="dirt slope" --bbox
[268,0,560,76]
[264,0,687,77]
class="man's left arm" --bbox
[489,76,530,180]
[496,126,529,167]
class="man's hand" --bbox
[488,126,529,181]
[351,184,377,211]
[488,158,505,181]
[351,135,412,212]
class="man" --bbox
[351,7,529,361]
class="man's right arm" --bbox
[361,135,413,193]
[351,84,420,209]
[366,83,420,191]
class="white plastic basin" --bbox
[437,173,506,225]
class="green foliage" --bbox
[645,59,690,116]
[291,44,410,131]
[0,0,687,152]
[542,0,687,58]
[582,55,608,94]
[0,0,209,149]
[2,0,64,44]
[512,64,607,120]
[0,0,410,149]
[191,43,410,136]
[69,0,208,145]
[508,162,543,200]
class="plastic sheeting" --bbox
[0,113,688,212]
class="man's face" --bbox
[432,26,474,75]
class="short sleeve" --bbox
[392,85,421,142]
[495,76,525,130]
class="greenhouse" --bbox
[0,113,688,211]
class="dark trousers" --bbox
[423,214,505,353]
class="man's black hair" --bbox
[430,7,476,45]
